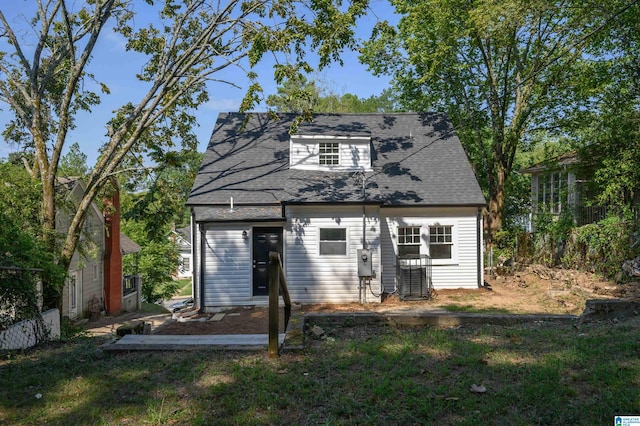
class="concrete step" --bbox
[104,333,285,352]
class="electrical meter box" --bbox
[357,249,372,277]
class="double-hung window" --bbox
[429,226,453,259]
[319,142,340,166]
[319,228,347,255]
[397,226,421,257]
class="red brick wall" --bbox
[103,185,122,314]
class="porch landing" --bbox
[104,333,286,352]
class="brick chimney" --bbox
[103,182,122,314]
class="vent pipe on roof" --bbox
[229,196,234,212]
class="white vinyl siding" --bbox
[289,136,372,171]
[285,205,381,303]
[202,224,253,306]
[195,206,481,306]
[61,187,104,319]
[380,207,481,291]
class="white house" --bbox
[173,226,193,279]
[187,113,486,310]
[57,178,141,319]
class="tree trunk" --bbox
[40,160,65,312]
[485,164,506,245]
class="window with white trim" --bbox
[429,226,453,259]
[397,226,421,257]
[537,172,567,214]
[319,228,347,255]
[319,142,340,166]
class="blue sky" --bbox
[0,0,398,165]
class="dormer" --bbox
[289,135,372,171]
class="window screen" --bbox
[319,228,347,255]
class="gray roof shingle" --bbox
[188,112,485,219]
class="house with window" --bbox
[173,226,193,279]
[187,112,486,309]
[520,152,579,221]
[521,151,640,228]
[58,178,141,319]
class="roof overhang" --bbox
[191,205,283,222]
[120,233,141,254]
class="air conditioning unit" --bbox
[396,255,433,300]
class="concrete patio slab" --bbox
[104,333,286,352]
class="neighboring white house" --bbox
[520,152,580,218]
[186,113,486,310]
[57,178,106,320]
[57,178,141,319]
[173,226,193,279]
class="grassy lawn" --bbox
[1,318,639,425]
[175,278,192,297]
[140,302,170,314]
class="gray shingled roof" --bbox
[120,233,141,255]
[188,112,485,219]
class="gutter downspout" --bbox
[199,222,205,313]
[477,207,483,288]
[190,208,199,311]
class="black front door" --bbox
[252,227,283,296]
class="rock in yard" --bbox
[310,325,325,338]
[470,384,487,393]
[116,321,148,337]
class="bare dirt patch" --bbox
[84,265,640,336]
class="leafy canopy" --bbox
[359,0,618,238]
[0,0,371,309]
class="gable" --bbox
[187,113,485,218]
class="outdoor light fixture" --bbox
[242,230,248,239]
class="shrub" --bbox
[532,209,575,266]
[563,214,639,279]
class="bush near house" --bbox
[562,215,640,279]
[520,210,639,280]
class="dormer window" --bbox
[319,142,340,166]
[290,135,371,171]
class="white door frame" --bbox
[68,270,82,319]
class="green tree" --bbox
[359,0,614,241]
[267,75,399,113]
[569,0,640,208]
[0,161,64,316]
[266,75,322,114]
[59,142,89,177]
[0,0,368,310]
[315,88,399,113]
[120,149,202,302]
